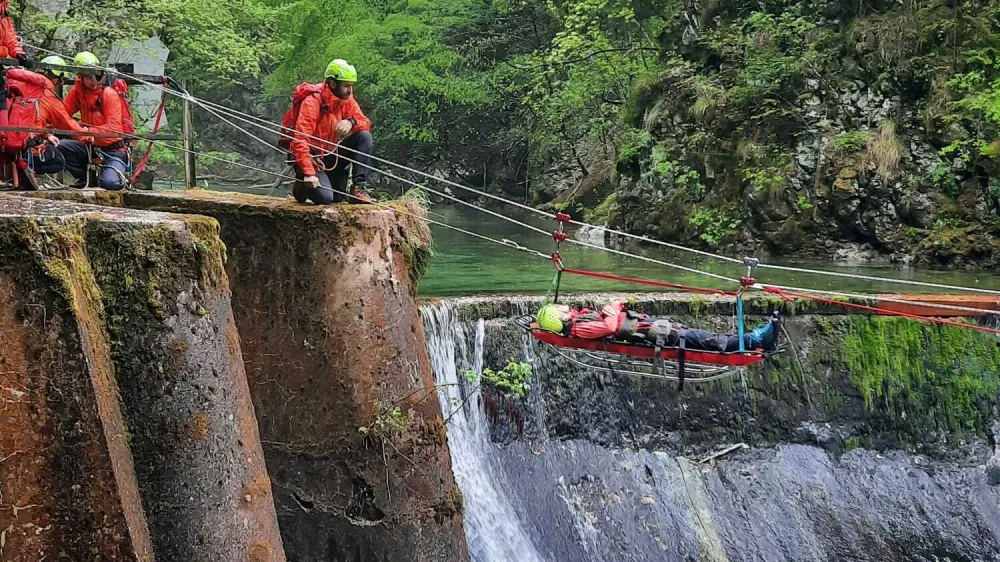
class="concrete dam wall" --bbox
[421,295,1000,562]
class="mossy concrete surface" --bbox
[74,189,467,562]
[0,196,285,561]
[0,207,154,561]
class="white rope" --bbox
[175,78,1000,295]
[27,41,1000,296]
[118,125,555,261]
[197,101,743,285]
[755,263,1000,295]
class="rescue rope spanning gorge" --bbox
[117,109,1000,318]
[24,42,1000,299]
[196,100,745,285]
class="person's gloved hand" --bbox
[335,119,353,139]
[303,175,321,189]
[45,134,60,147]
[16,53,30,68]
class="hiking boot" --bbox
[749,312,781,351]
[291,180,308,203]
[350,186,373,204]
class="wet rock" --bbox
[423,297,1000,562]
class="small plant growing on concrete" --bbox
[459,360,533,398]
[359,401,411,438]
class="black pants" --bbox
[291,131,373,205]
[622,314,750,353]
[58,140,129,191]
[680,329,749,353]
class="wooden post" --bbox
[181,79,197,189]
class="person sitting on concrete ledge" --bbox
[536,301,781,353]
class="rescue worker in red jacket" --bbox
[57,51,129,190]
[536,301,780,352]
[290,58,374,205]
[1,68,86,188]
[0,0,27,65]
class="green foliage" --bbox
[266,0,493,157]
[460,360,533,397]
[17,0,282,94]
[358,400,410,437]
[796,195,814,212]
[688,206,741,247]
[743,161,790,201]
[833,131,874,155]
[583,191,619,224]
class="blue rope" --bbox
[737,294,746,352]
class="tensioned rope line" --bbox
[762,285,1000,331]
[92,70,1000,297]
[128,131,553,261]
[169,84,1000,295]
[26,41,1000,295]
[32,114,1000,317]
[197,101,744,285]
[760,282,1000,318]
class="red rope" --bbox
[762,286,1000,336]
[561,268,740,296]
[129,77,169,184]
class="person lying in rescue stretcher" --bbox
[536,302,781,353]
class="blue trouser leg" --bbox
[292,154,339,205]
[333,130,373,185]
[15,144,66,190]
[97,148,129,191]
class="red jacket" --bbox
[291,84,371,176]
[0,0,23,60]
[6,69,85,136]
[64,79,124,148]
[567,302,625,339]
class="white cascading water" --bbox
[421,303,544,562]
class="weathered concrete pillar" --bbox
[114,191,469,562]
[0,200,154,561]
[0,196,286,561]
[81,213,286,561]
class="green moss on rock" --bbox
[843,316,1000,434]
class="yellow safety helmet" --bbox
[40,55,69,78]
[536,304,564,334]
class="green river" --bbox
[417,206,1000,298]
[188,184,1000,299]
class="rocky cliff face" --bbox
[573,0,1000,268]
[423,294,1000,561]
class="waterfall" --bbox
[421,303,544,562]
